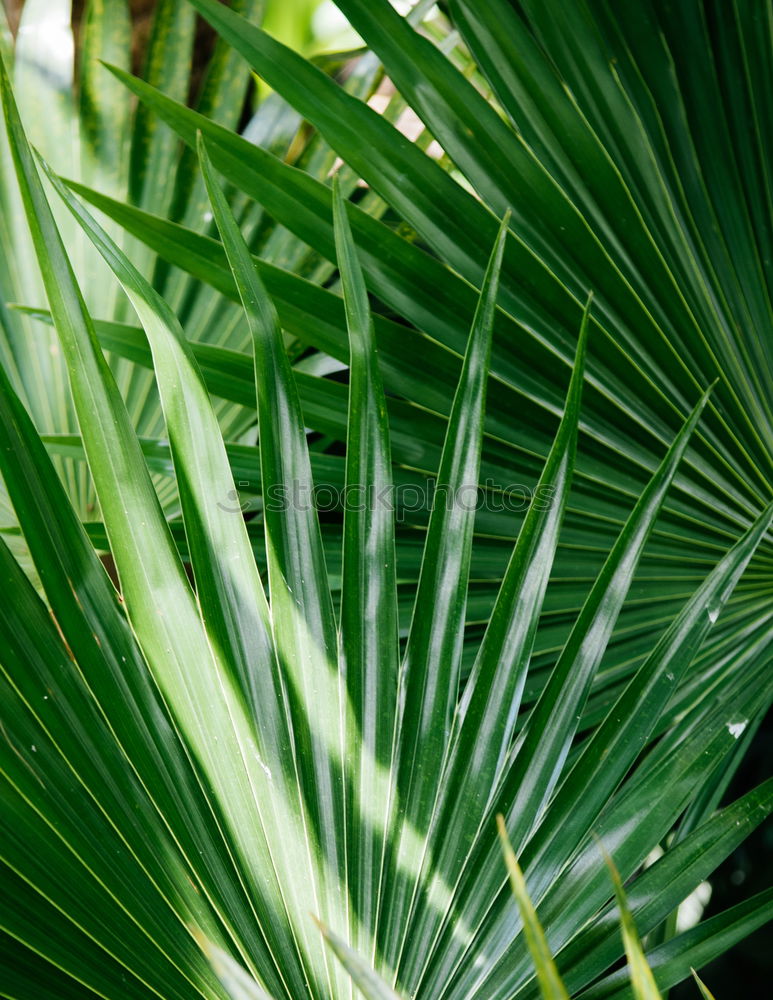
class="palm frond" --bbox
[0,2,770,999]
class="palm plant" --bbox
[0,0,348,537]
[0,1,771,999]
[58,0,773,695]
[0,0,251,605]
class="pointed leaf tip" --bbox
[568,290,593,388]
[195,933,280,1000]
[498,816,570,1000]
[318,920,405,1000]
[691,967,717,1000]
[601,845,662,1000]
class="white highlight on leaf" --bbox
[726,719,748,740]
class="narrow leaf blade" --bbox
[316,921,405,1000]
[498,816,570,1000]
[602,849,663,1000]
[334,172,400,954]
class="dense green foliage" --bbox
[0,2,770,999]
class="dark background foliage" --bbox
[671,705,772,997]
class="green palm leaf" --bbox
[498,817,570,1000]
[333,173,400,961]
[603,850,662,1000]
[1,3,771,999]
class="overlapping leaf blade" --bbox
[96,26,770,714]
[580,888,773,999]
[0,535,225,1000]
[603,851,662,1000]
[380,213,509,971]
[0,251,282,1000]
[185,0,771,520]
[432,643,773,1000]
[1,49,315,1000]
[396,298,590,984]
[1,2,771,998]
[317,923,403,1000]
[472,390,714,901]
[498,818,569,1000]
[199,134,348,997]
[528,780,773,999]
[333,174,400,961]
